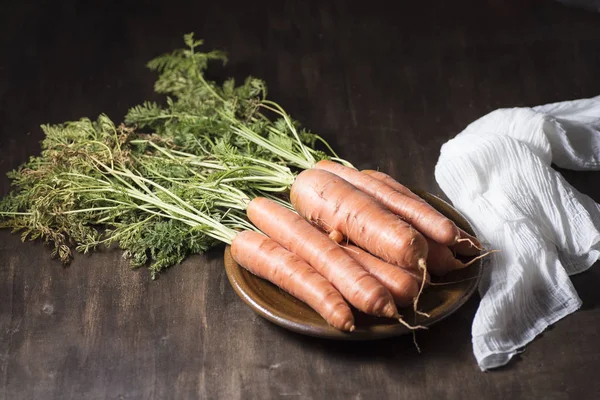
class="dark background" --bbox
[1,0,600,399]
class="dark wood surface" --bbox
[2,1,600,399]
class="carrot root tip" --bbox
[456,237,483,251]
[462,249,501,268]
[397,316,427,331]
[382,302,398,319]
[397,316,427,354]
[412,258,428,316]
[413,332,421,353]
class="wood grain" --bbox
[1,0,600,399]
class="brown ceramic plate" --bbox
[224,190,482,340]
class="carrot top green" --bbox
[0,34,349,277]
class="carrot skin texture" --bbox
[425,237,467,276]
[321,161,460,245]
[362,168,481,253]
[361,169,424,202]
[449,229,482,257]
[231,230,355,331]
[343,245,419,308]
[328,229,344,243]
[246,197,398,319]
[290,168,428,272]
[316,160,459,246]
[327,228,429,286]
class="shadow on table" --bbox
[554,167,600,203]
[570,262,600,311]
[554,168,600,311]
[271,295,486,366]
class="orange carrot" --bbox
[290,168,428,272]
[425,238,466,276]
[246,197,399,319]
[342,244,419,308]
[363,168,482,254]
[328,229,344,243]
[450,229,482,257]
[315,160,459,246]
[362,169,424,202]
[425,237,493,276]
[231,230,355,331]
[327,228,430,287]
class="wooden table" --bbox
[2,1,600,398]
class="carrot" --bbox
[315,160,460,246]
[362,168,482,254]
[327,228,430,287]
[289,168,428,272]
[231,230,355,331]
[342,244,419,308]
[328,229,344,243]
[362,169,424,202]
[450,228,482,257]
[425,237,494,276]
[425,238,465,276]
[246,197,399,319]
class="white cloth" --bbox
[434,95,600,371]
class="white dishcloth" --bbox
[434,95,600,371]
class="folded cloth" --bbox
[434,95,600,371]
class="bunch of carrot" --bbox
[228,160,484,332]
[0,34,490,334]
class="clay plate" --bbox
[223,190,482,340]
